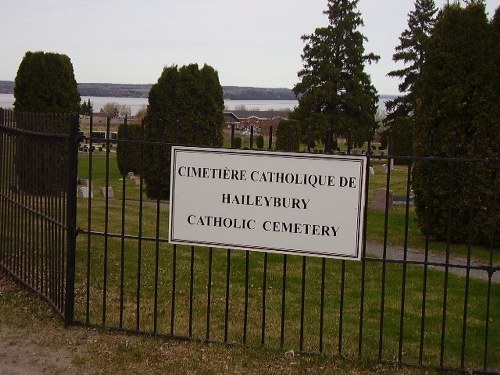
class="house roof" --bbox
[225,110,290,121]
[223,112,240,123]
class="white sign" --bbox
[169,146,367,260]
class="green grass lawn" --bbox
[73,152,499,371]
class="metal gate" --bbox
[0,109,78,322]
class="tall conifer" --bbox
[292,0,379,149]
[384,0,437,160]
[412,2,499,245]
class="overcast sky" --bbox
[1,0,498,95]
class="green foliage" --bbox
[233,136,242,149]
[384,0,437,165]
[255,134,264,149]
[386,117,413,165]
[292,0,379,148]
[143,64,224,199]
[116,122,143,175]
[14,51,80,113]
[13,51,80,195]
[276,119,301,152]
[412,2,500,246]
[385,0,437,124]
[80,99,93,116]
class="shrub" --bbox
[387,118,412,165]
[13,51,80,196]
[233,137,242,149]
[116,122,143,175]
[143,64,224,199]
[276,119,301,152]
[256,134,264,149]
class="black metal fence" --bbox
[0,109,79,320]
[0,109,498,374]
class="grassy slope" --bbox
[0,272,439,375]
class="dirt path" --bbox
[365,242,499,284]
[0,276,81,375]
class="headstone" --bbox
[371,188,393,211]
[382,164,388,174]
[131,176,141,186]
[78,186,93,198]
[78,178,93,188]
[128,172,135,180]
[101,186,114,199]
[369,165,375,175]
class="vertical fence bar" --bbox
[299,256,306,352]
[483,161,498,372]
[268,126,273,150]
[64,113,79,326]
[280,254,287,350]
[58,114,67,311]
[440,133,457,368]
[460,136,478,368]
[189,246,195,337]
[338,259,346,354]
[243,251,250,346]
[319,258,326,353]
[0,108,5,265]
[104,117,112,325]
[136,119,145,331]
[86,115,94,325]
[419,130,434,365]
[378,150,392,361]
[119,118,128,329]
[231,124,235,148]
[358,138,371,357]
[170,244,177,335]
[250,126,254,149]
[206,248,213,342]
[153,160,162,336]
[261,252,268,346]
[398,144,413,364]
[224,249,231,343]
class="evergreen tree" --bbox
[80,99,93,116]
[412,2,500,246]
[13,51,80,195]
[292,0,379,149]
[143,63,224,199]
[384,0,437,161]
[14,51,80,113]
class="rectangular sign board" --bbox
[169,146,367,260]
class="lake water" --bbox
[0,93,392,115]
[0,93,297,114]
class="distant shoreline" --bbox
[0,80,397,101]
[0,81,297,101]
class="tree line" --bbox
[10,0,499,246]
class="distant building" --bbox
[91,112,108,124]
[223,110,289,135]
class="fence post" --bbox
[268,125,273,150]
[64,113,79,326]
